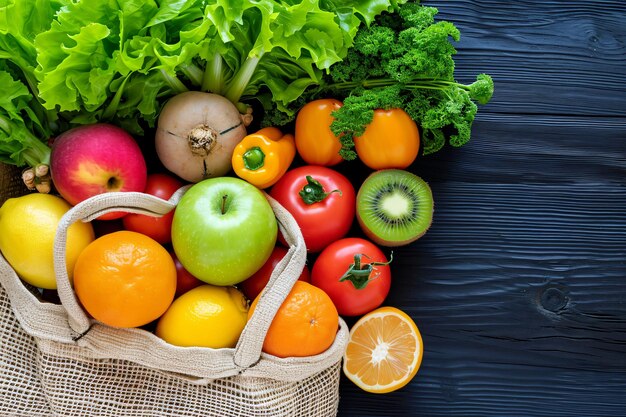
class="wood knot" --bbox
[538,286,569,314]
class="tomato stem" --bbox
[299,175,342,205]
[339,253,393,290]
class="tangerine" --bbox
[73,230,176,328]
[249,280,339,358]
[342,306,423,393]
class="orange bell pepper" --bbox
[232,127,296,189]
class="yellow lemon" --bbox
[0,193,94,289]
[156,285,249,348]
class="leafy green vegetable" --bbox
[263,1,494,157]
[34,0,205,133]
[330,2,494,157]
[0,0,487,173]
[0,0,64,94]
[0,0,66,168]
[32,0,402,134]
[0,68,51,167]
[0,0,400,171]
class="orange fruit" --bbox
[343,306,423,394]
[73,230,176,328]
[249,280,339,358]
[155,284,249,349]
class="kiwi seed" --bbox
[356,169,434,247]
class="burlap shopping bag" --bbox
[0,163,349,416]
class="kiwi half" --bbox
[356,169,434,247]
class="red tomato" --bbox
[270,166,355,253]
[170,251,203,297]
[311,237,391,317]
[122,173,184,244]
[239,246,310,301]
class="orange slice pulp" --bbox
[342,306,423,393]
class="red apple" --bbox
[50,123,147,220]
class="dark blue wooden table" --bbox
[337,1,626,415]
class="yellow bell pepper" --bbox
[232,127,296,189]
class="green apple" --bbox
[172,177,278,286]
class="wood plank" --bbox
[338,180,626,416]
[424,0,626,116]
[337,113,626,186]
[335,113,626,415]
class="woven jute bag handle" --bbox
[53,186,308,371]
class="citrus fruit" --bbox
[343,306,423,394]
[249,280,339,358]
[73,230,176,328]
[155,285,249,348]
[0,193,94,289]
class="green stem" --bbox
[181,63,204,87]
[102,72,132,120]
[0,115,51,167]
[298,175,341,205]
[338,253,393,290]
[0,116,11,136]
[224,55,261,105]
[0,60,56,138]
[22,70,42,100]
[159,69,188,94]
[323,77,467,93]
[202,53,225,94]
[22,141,51,167]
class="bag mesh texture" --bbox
[0,162,343,417]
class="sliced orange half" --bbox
[343,306,423,394]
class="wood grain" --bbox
[337,1,626,415]
[411,115,626,184]
[428,0,626,117]
[340,148,626,416]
